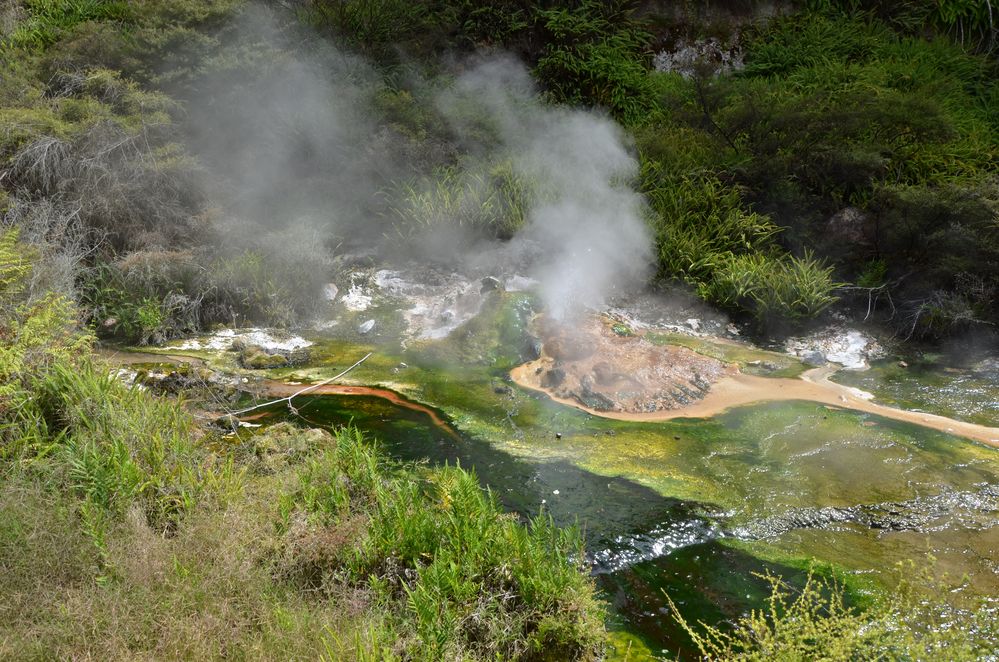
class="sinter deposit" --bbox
[522,315,734,413]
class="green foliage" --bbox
[1,229,605,658]
[303,0,433,58]
[391,162,534,241]
[7,0,132,50]
[702,251,840,321]
[448,1,532,48]
[726,14,997,207]
[641,160,780,280]
[808,0,999,52]
[639,158,839,323]
[535,0,655,123]
[281,427,606,660]
[208,247,331,328]
[670,563,997,660]
[643,11,999,332]
[0,229,89,405]
[81,263,173,344]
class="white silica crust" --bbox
[166,328,312,352]
[786,329,881,370]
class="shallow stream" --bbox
[134,285,999,659]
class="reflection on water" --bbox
[832,356,999,427]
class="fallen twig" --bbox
[225,352,373,418]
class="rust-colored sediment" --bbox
[261,381,455,434]
[511,360,999,448]
[100,348,457,437]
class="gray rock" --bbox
[826,207,872,246]
[480,276,503,293]
[802,350,827,367]
[358,319,376,334]
[542,366,566,388]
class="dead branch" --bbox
[224,351,373,418]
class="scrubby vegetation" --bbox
[670,565,997,660]
[637,7,999,334]
[3,0,999,658]
[0,228,604,659]
[5,0,995,338]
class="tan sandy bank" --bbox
[511,360,999,449]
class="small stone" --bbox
[358,319,375,334]
[552,489,560,495]
[323,283,339,302]
[802,350,827,367]
[685,318,701,332]
[480,276,502,293]
[398,362,408,369]
[898,360,909,368]
[555,432,562,439]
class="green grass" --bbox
[390,162,535,241]
[0,227,606,660]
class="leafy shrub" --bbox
[535,0,655,123]
[671,563,998,660]
[81,259,195,344]
[0,229,88,407]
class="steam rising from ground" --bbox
[444,58,653,319]
[184,8,651,322]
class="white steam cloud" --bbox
[443,57,653,319]
[183,8,652,322]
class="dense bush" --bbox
[534,0,655,123]
[640,11,999,335]
[639,150,840,324]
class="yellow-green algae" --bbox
[832,356,999,427]
[644,331,809,378]
[120,293,999,659]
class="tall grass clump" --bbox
[701,251,840,322]
[535,0,655,123]
[6,0,132,50]
[280,426,605,660]
[390,162,535,241]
